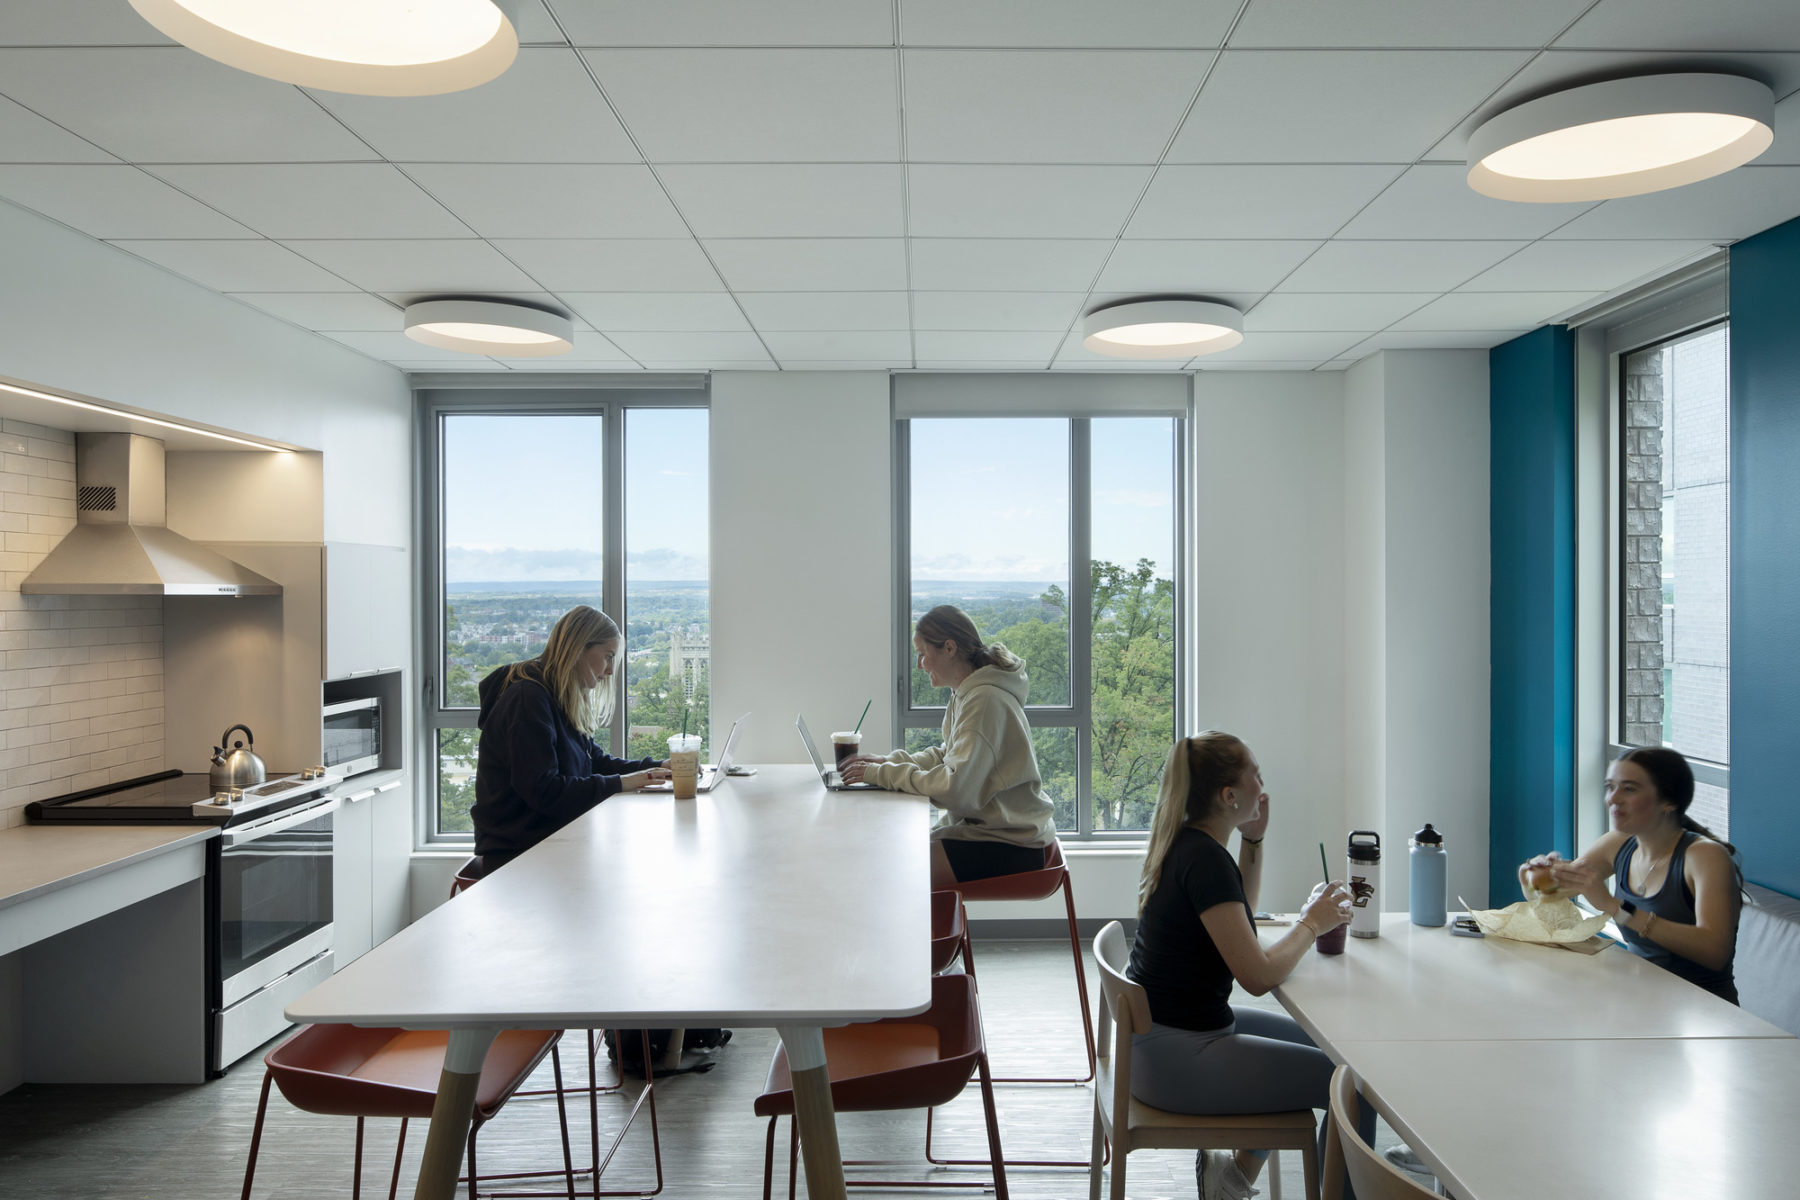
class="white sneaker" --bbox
[1197,1150,1257,1200]
[1385,1145,1431,1175]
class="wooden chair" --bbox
[1322,1066,1437,1200]
[753,973,1008,1199]
[1089,921,1320,1200]
[241,1022,575,1200]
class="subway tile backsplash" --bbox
[0,420,163,827]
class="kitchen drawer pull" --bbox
[344,788,378,804]
[373,780,402,795]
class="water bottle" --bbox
[1347,831,1382,939]
[1409,823,1447,927]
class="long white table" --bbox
[288,765,931,1200]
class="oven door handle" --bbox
[221,797,341,848]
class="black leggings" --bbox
[939,838,1046,882]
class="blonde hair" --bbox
[1137,732,1254,914]
[505,605,620,733]
[914,605,1021,671]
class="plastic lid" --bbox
[1348,830,1381,861]
[1413,823,1443,846]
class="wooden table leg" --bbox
[777,1025,845,1200]
[413,1026,498,1200]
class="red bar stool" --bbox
[752,973,1008,1199]
[930,889,970,976]
[240,1022,575,1200]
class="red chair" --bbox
[450,857,665,1198]
[753,974,1008,1200]
[240,1023,575,1200]
[930,889,970,975]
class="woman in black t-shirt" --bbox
[1128,732,1353,1200]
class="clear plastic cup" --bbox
[831,730,862,769]
[1315,922,1348,956]
[667,734,702,800]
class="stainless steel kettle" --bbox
[210,724,267,790]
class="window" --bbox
[1616,322,1731,836]
[896,414,1182,837]
[420,391,708,842]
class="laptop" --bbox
[640,712,749,793]
[796,713,879,790]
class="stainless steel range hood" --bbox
[20,433,281,596]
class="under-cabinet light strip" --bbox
[0,381,289,452]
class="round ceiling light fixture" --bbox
[404,299,574,357]
[1466,73,1774,202]
[1082,299,1244,359]
[128,0,518,96]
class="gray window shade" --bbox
[893,372,1189,418]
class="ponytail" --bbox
[1137,732,1253,914]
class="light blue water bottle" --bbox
[1409,823,1447,927]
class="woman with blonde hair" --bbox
[471,605,669,871]
[1128,732,1356,1200]
[839,604,1054,888]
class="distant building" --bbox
[670,628,709,700]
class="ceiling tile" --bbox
[763,331,914,360]
[1542,167,1800,241]
[911,292,1084,331]
[490,332,633,362]
[1167,50,1529,163]
[1128,165,1400,238]
[660,165,904,237]
[914,331,1062,360]
[281,239,540,292]
[737,292,911,331]
[0,2,174,44]
[0,48,378,162]
[908,165,1150,237]
[1345,330,1528,353]
[1086,289,1264,314]
[606,331,773,360]
[1054,330,1196,366]
[899,0,1235,47]
[1278,240,1527,292]
[902,50,1210,164]
[782,359,914,369]
[587,49,899,161]
[1196,361,1330,371]
[1391,291,1600,331]
[489,239,724,291]
[401,163,688,239]
[0,94,115,162]
[507,2,572,47]
[909,239,1114,290]
[501,360,646,371]
[1095,239,1320,292]
[1203,331,1365,361]
[227,292,403,331]
[327,331,474,363]
[0,164,252,238]
[1244,293,1436,332]
[703,238,909,290]
[309,49,640,164]
[150,164,469,239]
[1556,1,1800,51]
[1761,90,1800,165]
[918,360,1056,370]
[1337,164,1596,239]
[1230,0,1595,48]
[107,239,352,291]
[554,1,895,47]
[561,293,749,332]
[394,359,503,370]
[638,359,776,370]
[1460,240,1715,292]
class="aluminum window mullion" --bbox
[1069,419,1093,836]
[892,415,913,743]
[604,403,625,756]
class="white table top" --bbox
[288,765,932,1029]
[1270,916,1789,1052]
[1339,1037,1800,1200]
[0,822,214,910]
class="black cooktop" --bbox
[25,769,330,826]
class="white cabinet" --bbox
[324,542,408,682]
[331,773,408,967]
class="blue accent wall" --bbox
[1730,218,1800,898]
[1489,326,1576,905]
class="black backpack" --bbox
[609,1027,732,1077]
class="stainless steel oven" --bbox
[212,796,339,1072]
[322,695,384,779]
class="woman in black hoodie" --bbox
[471,605,669,871]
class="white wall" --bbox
[708,372,894,766]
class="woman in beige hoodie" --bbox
[841,605,1056,888]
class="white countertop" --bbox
[0,823,216,911]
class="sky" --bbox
[443,410,1174,586]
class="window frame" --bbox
[415,385,708,847]
[890,404,1189,843]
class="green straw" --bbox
[852,699,872,736]
[1319,842,1331,886]
[682,708,689,739]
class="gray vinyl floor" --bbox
[0,940,1424,1200]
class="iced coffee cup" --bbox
[667,734,702,800]
[1315,922,1348,956]
[832,731,862,769]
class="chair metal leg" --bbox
[760,1117,778,1200]
[389,1120,410,1200]
[354,1116,367,1200]
[974,1050,1009,1200]
[240,1071,275,1200]
[787,1116,799,1200]
[980,875,1096,1085]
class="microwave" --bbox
[322,696,383,778]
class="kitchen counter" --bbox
[0,823,214,913]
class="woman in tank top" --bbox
[1519,746,1741,1003]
